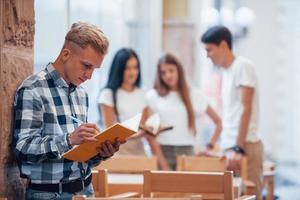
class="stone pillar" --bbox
[0,0,35,199]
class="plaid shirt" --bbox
[13,63,102,184]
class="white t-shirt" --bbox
[98,87,147,156]
[98,87,146,122]
[146,88,208,146]
[220,56,260,148]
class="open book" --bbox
[63,113,142,162]
[139,113,173,136]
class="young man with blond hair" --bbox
[201,26,263,200]
[13,22,122,200]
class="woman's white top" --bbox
[146,88,208,146]
[99,87,146,122]
[99,87,147,155]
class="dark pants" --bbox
[161,145,194,170]
[25,183,94,200]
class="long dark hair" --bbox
[105,48,141,121]
[154,53,196,134]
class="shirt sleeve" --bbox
[89,154,115,168]
[98,88,114,107]
[13,87,71,163]
[191,88,209,117]
[234,61,257,88]
[88,154,103,167]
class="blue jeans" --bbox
[25,183,94,200]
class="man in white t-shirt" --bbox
[201,26,263,200]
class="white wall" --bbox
[238,0,300,162]
[190,0,300,162]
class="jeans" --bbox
[25,183,94,200]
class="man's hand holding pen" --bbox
[68,116,125,159]
[68,116,99,145]
[68,123,99,145]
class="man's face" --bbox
[204,43,225,68]
[62,45,104,86]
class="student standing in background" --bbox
[201,25,263,200]
[146,53,222,170]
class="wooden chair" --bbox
[92,169,108,197]
[93,156,157,197]
[176,156,226,172]
[143,170,255,200]
[232,158,276,199]
[92,169,139,198]
[176,155,255,196]
[176,155,248,180]
[94,156,157,173]
[263,161,276,200]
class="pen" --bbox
[69,116,84,125]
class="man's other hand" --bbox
[96,138,126,158]
[225,150,243,174]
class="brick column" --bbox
[0,0,35,199]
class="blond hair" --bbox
[64,22,109,55]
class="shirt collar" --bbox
[46,63,77,93]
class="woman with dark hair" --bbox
[98,47,148,155]
[98,48,170,169]
[146,53,222,170]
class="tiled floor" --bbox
[270,162,300,200]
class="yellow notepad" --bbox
[63,113,141,162]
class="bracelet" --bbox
[206,143,214,149]
[230,145,246,155]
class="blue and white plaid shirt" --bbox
[13,63,102,184]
